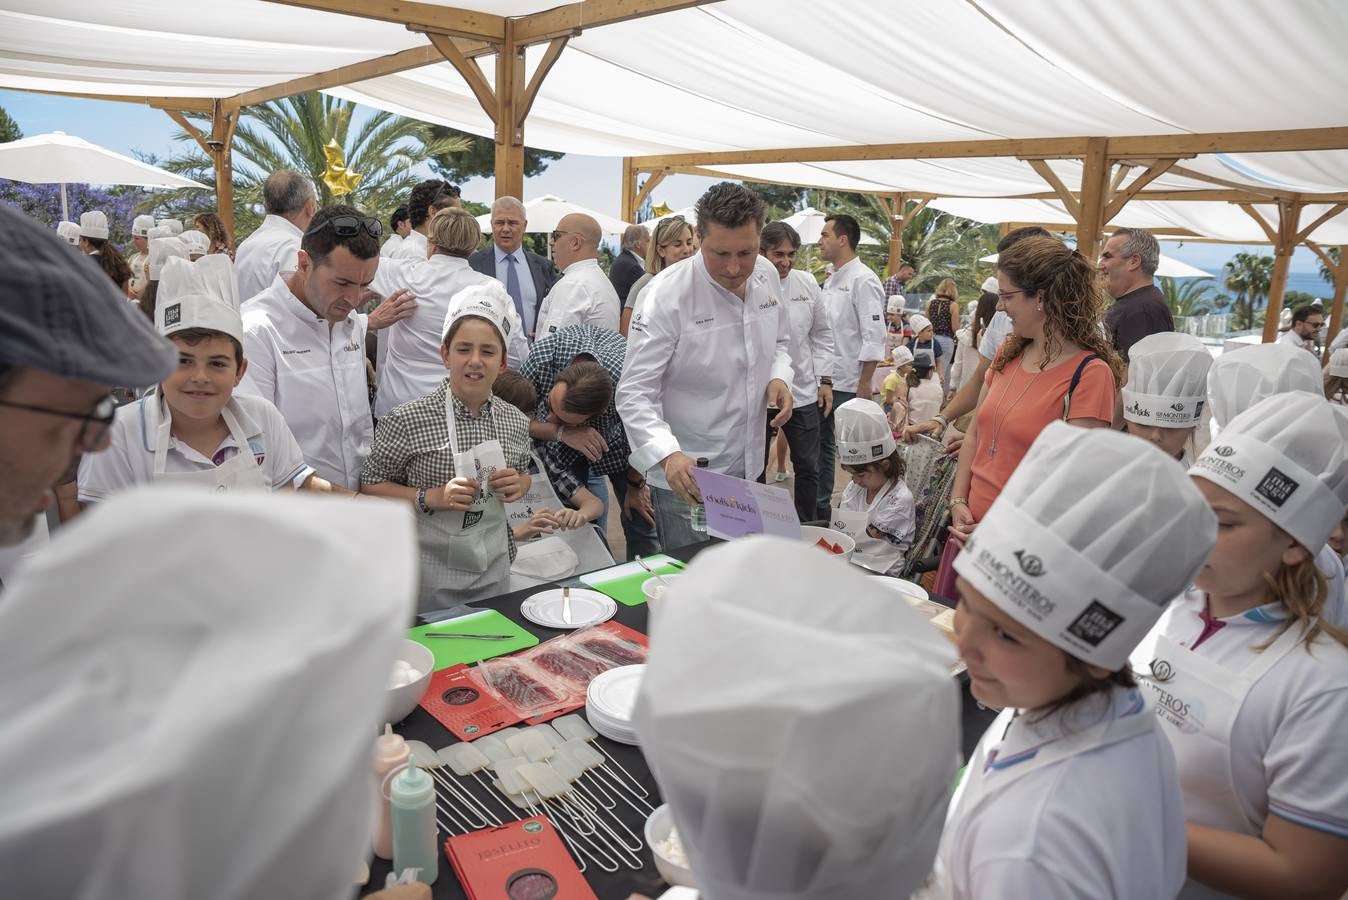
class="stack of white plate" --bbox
[585,664,646,745]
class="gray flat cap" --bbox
[0,203,175,388]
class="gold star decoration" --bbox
[320,139,363,197]
[650,201,673,217]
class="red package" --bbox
[471,656,570,719]
[444,816,596,900]
[417,665,518,741]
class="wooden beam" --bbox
[885,192,906,278]
[210,103,240,246]
[630,169,667,217]
[909,197,931,218]
[621,158,638,223]
[264,0,506,40]
[1075,138,1110,263]
[1108,127,1348,157]
[1108,163,1133,198]
[494,24,526,200]
[14,87,215,113]
[1294,203,1348,244]
[164,109,210,156]
[429,33,499,127]
[1306,240,1336,273]
[1262,201,1301,343]
[1103,158,1179,222]
[1025,159,1081,219]
[1238,203,1280,245]
[514,36,569,132]
[514,0,720,42]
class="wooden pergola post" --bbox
[165,100,241,248]
[885,193,905,277]
[1075,138,1111,262]
[621,158,638,223]
[1240,200,1303,342]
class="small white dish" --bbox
[868,575,930,606]
[519,587,616,629]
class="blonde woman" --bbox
[620,215,695,335]
[926,277,960,390]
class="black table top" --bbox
[360,542,995,900]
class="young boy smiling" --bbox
[79,255,330,500]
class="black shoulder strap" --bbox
[1062,353,1102,421]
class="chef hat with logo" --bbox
[836,398,896,464]
[634,536,958,900]
[886,296,904,314]
[981,275,999,294]
[1329,347,1348,378]
[1208,342,1321,428]
[148,236,189,281]
[1191,391,1348,554]
[1122,332,1212,428]
[131,214,155,237]
[908,313,932,334]
[156,254,244,344]
[78,210,109,240]
[955,421,1216,670]
[55,221,80,245]
[891,345,914,368]
[442,281,514,345]
[158,218,184,235]
[180,229,211,259]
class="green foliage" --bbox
[744,181,806,221]
[1223,252,1274,331]
[1319,246,1340,285]
[426,125,562,185]
[0,105,20,143]
[1159,276,1215,317]
[1283,290,1319,310]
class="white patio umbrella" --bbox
[474,194,632,236]
[0,131,209,221]
[978,251,1211,278]
[781,207,882,245]
[639,205,698,231]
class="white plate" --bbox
[519,588,616,630]
[868,575,929,605]
[587,665,646,723]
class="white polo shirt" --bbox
[235,214,302,303]
[980,311,1015,361]
[781,269,836,408]
[77,393,313,502]
[618,254,793,487]
[237,275,373,489]
[392,230,428,264]
[534,258,620,337]
[821,256,886,394]
[380,234,403,258]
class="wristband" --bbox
[415,486,434,516]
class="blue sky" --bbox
[1,89,1335,294]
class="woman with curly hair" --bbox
[945,236,1122,563]
[192,212,233,257]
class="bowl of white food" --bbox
[645,803,697,888]
[383,639,433,724]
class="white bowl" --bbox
[868,574,930,606]
[800,525,856,563]
[644,803,697,888]
[383,639,434,724]
[641,574,681,632]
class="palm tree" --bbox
[1319,246,1340,285]
[158,93,469,239]
[1223,252,1274,331]
[1159,276,1215,317]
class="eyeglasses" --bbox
[0,394,117,451]
[549,229,579,242]
[998,290,1026,302]
[304,215,382,239]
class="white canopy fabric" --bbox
[979,250,1213,279]
[639,205,699,231]
[472,194,631,235]
[781,207,881,245]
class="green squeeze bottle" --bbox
[390,760,438,885]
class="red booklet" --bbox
[444,816,596,900]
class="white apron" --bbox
[415,391,510,610]
[926,702,1156,899]
[1129,606,1305,900]
[152,401,269,493]
[504,453,615,589]
[831,478,904,574]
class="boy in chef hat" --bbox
[634,536,960,900]
[832,397,915,575]
[79,253,333,501]
[906,312,943,375]
[55,221,80,245]
[935,422,1217,899]
[180,228,212,260]
[1121,331,1212,464]
[1133,391,1348,898]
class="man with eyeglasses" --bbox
[1098,227,1174,362]
[237,205,416,490]
[470,196,559,340]
[1279,304,1325,353]
[534,213,620,338]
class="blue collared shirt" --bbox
[494,246,538,336]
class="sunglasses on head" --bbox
[305,215,382,239]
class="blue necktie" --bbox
[504,253,527,327]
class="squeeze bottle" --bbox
[391,759,439,884]
[372,723,409,860]
[689,457,710,532]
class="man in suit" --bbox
[609,224,648,309]
[469,196,559,342]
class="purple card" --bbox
[691,468,802,540]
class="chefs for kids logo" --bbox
[1066,600,1124,647]
[757,297,779,310]
[1126,400,1150,419]
[966,540,1056,620]
[1254,467,1299,508]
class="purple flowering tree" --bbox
[0,180,153,246]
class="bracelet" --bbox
[949,497,969,508]
[415,486,434,516]
[933,413,949,427]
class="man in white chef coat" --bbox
[814,213,885,519]
[234,170,316,302]
[534,213,620,338]
[238,205,415,490]
[617,182,794,551]
[393,179,460,264]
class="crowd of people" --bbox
[4,170,1348,899]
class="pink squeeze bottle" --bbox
[372,723,409,860]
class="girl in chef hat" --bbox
[930,422,1217,899]
[832,398,916,575]
[1121,331,1212,465]
[1131,391,1348,899]
[880,345,914,430]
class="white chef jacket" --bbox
[237,275,373,489]
[77,392,313,502]
[380,233,403,258]
[393,229,428,263]
[235,214,303,303]
[368,254,527,416]
[1150,589,1348,840]
[931,685,1186,900]
[780,268,836,408]
[534,258,620,337]
[980,310,1015,361]
[821,256,885,394]
[618,254,792,488]
[1276,328,1314,352]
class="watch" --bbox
[626,472,647,488]
[415,486,434,516]
[819,377,833,386]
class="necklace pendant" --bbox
[988,441,997,458]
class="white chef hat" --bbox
[55,221,80,245]
[1279,307,1293,329]
[909,313,932,334]
[158,217,184,235]
[148,236,189,281]
[955,421,1216,670]
[1122,332,1213,428]
[157,254,244,344]
[131,214,155,237]
[981,275,999,294]
[442,281,514,343]
[78,210,109,240]
[0,487,416,900]
[891,345,914,368]
[913,349,935,369]
[1207,342,1321,428]
[836,397,895,464]
[180,229,211,258]
[1191,391,1348,553]
[146,224,175,241]
[886,296,904,314]
[1329,347,1348,378]
[634,536,958,900]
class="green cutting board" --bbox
[407,610,538,671]
[578,555,684,606]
